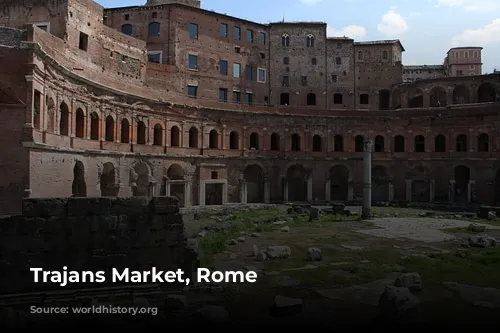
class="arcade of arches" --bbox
[68,159,496,206]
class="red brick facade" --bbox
[0,0,499,214]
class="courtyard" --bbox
[183,205,500,327]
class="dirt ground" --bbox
[182,205,500,327]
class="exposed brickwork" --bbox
[0,197,197,294]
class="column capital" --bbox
[363,140,373,153]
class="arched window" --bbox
[306,34,315,47]
[281,34,290,47]
[121,24,133,36]
[148,22,160,37]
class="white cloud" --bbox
[377,10,408,37]
[435,0,500,12]
[299,0,322,5]
[327,25,367,39]
[452,19,500,46]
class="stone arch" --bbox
[379,89,390,110]
[394,135,405,152]
[408,88,423,108]
[291,133,301,151]
[209,129,218,149]
[131,162,152,196]
[306,93,316,106]
[229,131,239,149]
[408,165,431,202]
[435,134,446,152]
[374,135,385,152]
[477,82,496,103]
[286,164,308,202]
[329,164,349,201]
[72,161,87,197]
[312,134,322,152]
[244,164,265,203]
[46,96,55,132]
[121,118,130,143]
[454,165,470,204]
[33,90,42,130]
[170,125,180,147]
[391,88,401,109]
[75,108,85,138]
[334,134,344,152]
[166,164,185,206]
[372,165,389,202]
[136,121,147,144]
[59,102,69,136]
[89,112,99,140]
[100,162,118,197]
[153,123,163,146]
[477,133,489,152]
[354,135,364,152]
[249,132,259,150]
[429,86,446,106]
[270,132,280,151]
[414,135,425,152]
[456,134,468,152]
[452,85,469,104]
[105,115,115,142]
[188,126,198,148]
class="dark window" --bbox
[147,52,161,64]
[311,58,317,65]
[220,23,228,37]
[218,88,228,102]
[282,76,289,87]
[360,93,369,104]
[281,34,290,46]
[336,57,341,65]
[78,32,88,51]
[414,135,425,152]
[306,93,316,106]
[283,57,289,65]
[148,22,160,37]
[245,65,253,80]
[280,93,289,105]
[337,42,342,49]
[219,60,228,75]
[121,24,132,36]
[259,32,266,44]
[332,75,338,82]
[211,171,218,179]
[246,29,253,43]
[232,91,241,103]
[434,135,446,152]
[300,76,307,86]
[124,14,129,20]
[234,26,241,40]
[382,50,388,59]
[188,54,198,70]
[306,34,314,47]
[333,93,342,104]
[358,51,363,60]
[394,135,405,152]
[245,93,253,105]
[187,85,197,98]
[189,23,198,40]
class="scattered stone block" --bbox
[240,231,247,236]
[256,251,267,261]
[265,246,291,259]
[469,235,497,248]
[394,272,422,291]
[228,239,238,245]
[307,247,322,261]
[488,211,497,220]
[280,226,291,232]
[467,223,486,233]
[271,296,303,316]
[237,236,246,243]
[251,232,260,237]
[379,286,420,321]
[309,206,322,220]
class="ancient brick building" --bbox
[0,0,499,215]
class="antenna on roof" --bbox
[282,12,285,22]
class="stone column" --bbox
[348,181,354,201]
[199,181,205,206]
[325,178,331,202]
[165,181,171,196]
[184,182,192,207]
[468,180,475,204]
[429,180,435,203]
[222,182,228,205]
[283,178,288,203]
[240,181,247,204]
[388,181,394,202]
[405,179,412,202]
[449,180,455,203]
[307,172,313,202]
[362,140,373,219]
[264,177,270,203]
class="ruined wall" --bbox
[0,197,196,294]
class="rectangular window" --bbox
[233,63,241,78]
[257,68,266,83]
[259,32,266,45]
[219,60,228,75]
[332,74,338,82]
[246,29,253,43]
[283,57,289,65]
[188,54,198,70]
[282,76,289,87]
[300,76,307,86]
[232,91,241,103]
[147,51,162,64]
[456,70,463,76]
[245,93,253,105]
[245,65,253,80]
[188,23,198,40]
[220,23,228,37]
[187,85,197,98]
[34,22,50,33]
[382,50,388,59]
[218,88,228,102]
[357,51,363,60]
[78,32,88,51]
[234,26,241,40]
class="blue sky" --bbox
[98,0,500,73]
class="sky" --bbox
[98,0,500,73]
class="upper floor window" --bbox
[189,23,198,40]
[148,22,160,37]
[335,57,341,65]
[382,50,388,59]
[220,23,228,37]
[121,24,132,36]
[219,60,228,75]
[234,26,241,40]
[259,32,266,45]
[188,54,198,70]
[233,63,241,78]
[281,34,290,47]
[246,29,254,43]
[358,51,363,60]
[147,51,161,64]
[306,34,314,47]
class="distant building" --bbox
[403,65,445,83]
[443,47,482,76]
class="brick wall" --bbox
[0,197,198,294]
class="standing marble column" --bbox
[362,140,373,219]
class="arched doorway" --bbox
[166,164,185,207]
[244,164,265,203]
[372,166,389,202]
[454,165,470,204]
[286,165,307,202]
[132,163,151,196]
[330,165,349,201]
[100,162,118,197]
[410,166,431,202]
[72,161,87,197]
